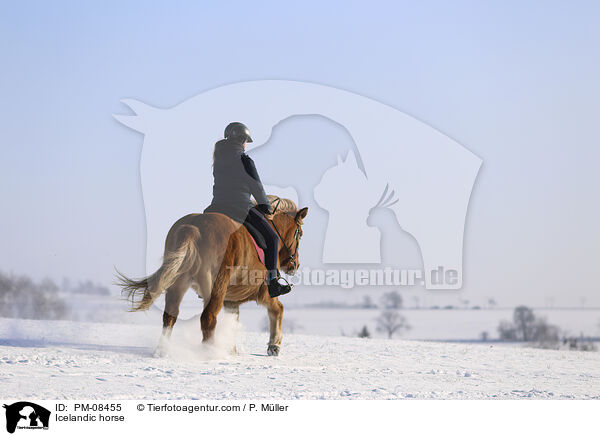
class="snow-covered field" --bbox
[1,315,599,400]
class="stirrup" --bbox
[275,275,293,288]
[267,275,293,298]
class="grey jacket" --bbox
[203,137,272,222]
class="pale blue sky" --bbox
[1,1,599,306]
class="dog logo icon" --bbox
[115,80,481,289]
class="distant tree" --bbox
[71,280,110,295]
[513,306,536,341]
[532,318,560,348]
[376,310,410,339]
[480,331,489,342]
[498,320,518,341]
[361,295,376,309]
[498,306,560,347]
[380,291,403,309]
[39,278,59,293]
[487,298,497,309]
[0,271,69,320]
[358,325,371,338]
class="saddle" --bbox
[244,195,288,265]
[243,220,266,265]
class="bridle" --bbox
[269,198,301,271]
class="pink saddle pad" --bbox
[251,236,265,265]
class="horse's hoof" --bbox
[267,345,280,356]
[153,347,169,358]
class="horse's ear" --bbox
[344,150,358,167]
[295,207,308,224]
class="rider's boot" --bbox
[267,273,293,298]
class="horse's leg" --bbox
[200,293,227,343]
[223,301,240,320]
[154,275,188,357]
[266,299,284,356]
[259,285,284,356]
[200,265,232,343]
[223,301,240,355]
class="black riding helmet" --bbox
[224,122,253,143]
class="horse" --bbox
[117,197,308,357]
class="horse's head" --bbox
[272,205,309,276]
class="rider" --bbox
[204,122,292,298]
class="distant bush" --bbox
[0,271,69,320]
[357,325,371,338]
[305,300,351,309]
[562,335,597,352]
[533,318,561,349]
[498,320,518,341]
[61,278,110,295]
[497,306,560,348]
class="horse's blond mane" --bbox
[253,195,297,215]
[267,195,297,215]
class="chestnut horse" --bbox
[117,197,308,357]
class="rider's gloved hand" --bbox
[256,203,273,219]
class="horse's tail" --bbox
[117,224,201,311]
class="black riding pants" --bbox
[244,208,279,280]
